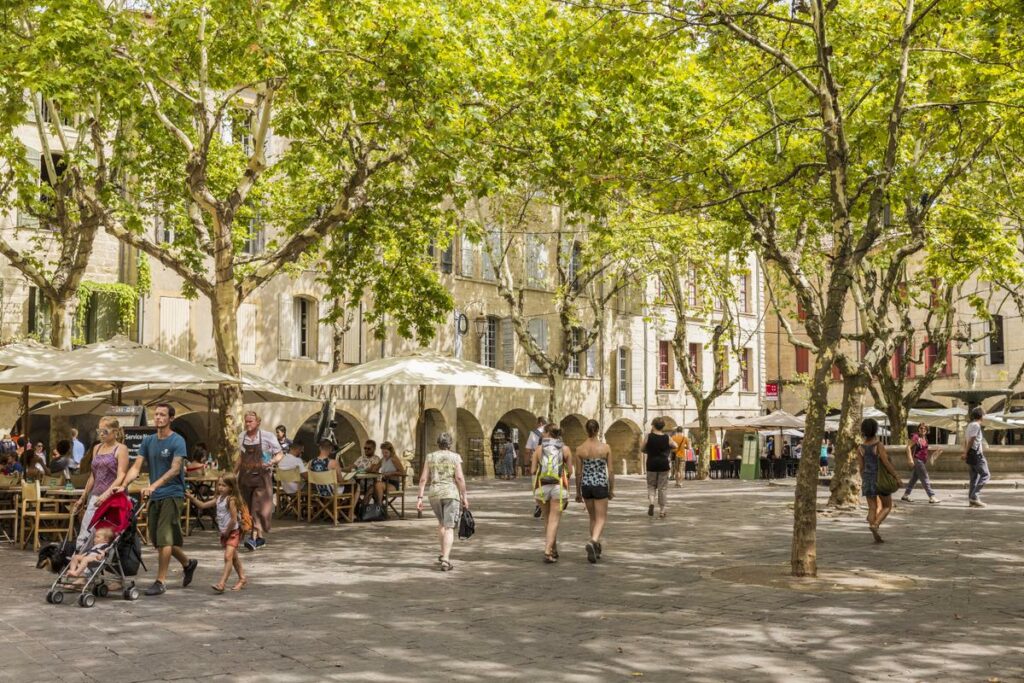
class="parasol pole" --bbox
[418,384,426,519]
[21,385,30,438]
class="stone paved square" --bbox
[2,477,1022,682]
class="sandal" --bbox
[440,560,454,572]
[231,577,248,591]
[552,542,559,559]
[543,553,557,564]
[211,583,225,593]
[869,526,884,544]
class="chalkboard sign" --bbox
[123,426,157,457]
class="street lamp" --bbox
[473,315,489,338]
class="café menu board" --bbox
[123,426,158,457]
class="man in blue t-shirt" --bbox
[121,403,197,596]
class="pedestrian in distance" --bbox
[858,417,901,543]
[186,474,248,592]
[670,426,689,487]
[575,419,613,564]
[532,423,573,564]
[961,406,990,508]
[118,403,197,596]
[901,422,941,504]
[417,432,469,572]
[237,411,284,551]
[642,417,673,519]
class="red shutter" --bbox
[944,342,953,377]
[795,347,809,374]
[832,363,841,381]
[797,301,807,321]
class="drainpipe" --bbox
[642,309,649,476]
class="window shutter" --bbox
[535,237,549,288]
[18,144,41,228]
[343,309,361,365]
[318,303,332,364]
[278,293,293,360]
[453,310,463,360]
[159,297,191,360]
[501,318,514,371]
[460,233,475,277]
[238,303,257,365]
[631,341,644,404]
[586,341,596,378]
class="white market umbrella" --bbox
[0,339,69,435]
[0,335,237,399]
[310,350,549,462]
[682,414,746,430]
[743,410,806,430]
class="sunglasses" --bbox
[98,429,110,436]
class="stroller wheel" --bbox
[124,587,140,601]
[50,591,64,605]
[45,591,53,604]
[78,593,96,608]
[96,584,109,598]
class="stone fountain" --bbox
[932,348,1012,413]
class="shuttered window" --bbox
[795,346,809,374]
[460,233,475,278]
[343,308,362,365]
[616,347,629,405]
[238,303,257,365]
[500,318,515,371]
[658,341,673,389]
[526,235,549,289]
[159,297,190,359]
[527,318,548,374]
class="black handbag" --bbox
[458,508,475,540]
[360,502,387,522]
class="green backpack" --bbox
[537,441,564,486]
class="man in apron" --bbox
[238,411,283,551]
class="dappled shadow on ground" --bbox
[1,477,1022,682]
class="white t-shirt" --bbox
[965,422,985,455]
[525,428,543,453]
[277,453,307,494]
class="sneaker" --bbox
[928,496,940,504]
[144,581,166,596]
[533,505,542,518]
[182,559,198,587]
[647,504,654,517]
[595,541,602,559]
[969,499,987,508]
[585,541,597,564]
[254,538,266,549]
[243,537,258,552]
[900,495,912,502]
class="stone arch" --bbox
[652,415,677,430]
[170,413,205,456]
[559,414,588,450]
[492,409,537,475]
[416,408,449,459]
[606,418,643,474]
[456,408,486,477]
[295,409,369,464]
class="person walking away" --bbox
[857,417,901,543]
[416,433,468,571]
[237,411,283,551]
[120,403,197,596]
[642,418,673,519]
[501,433,517,481]
[186,474,248,592]
[532,423,573,563]
[575,419,613,564]
[525,417,546,480]
[70,428,85,473]
[71,417,130,547]
[901,423,941,504]
[961,407,990,508]
[670,427,689,487]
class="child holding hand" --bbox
[186,474,248,592]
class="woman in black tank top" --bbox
[642,418,674,518]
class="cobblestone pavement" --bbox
[2,477,1022,683]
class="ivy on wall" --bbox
[73,281,140,346]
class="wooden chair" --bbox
[19,481,73,551]
[382,473,408,520]
[275,468,305,521]
[0,474,19,544]
[306,471,357,526]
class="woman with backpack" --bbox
[417,432,469,572]
[532,423,574,564]
[642,417,674,519]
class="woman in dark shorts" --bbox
[574,419,614,564]
[857,417,901,543]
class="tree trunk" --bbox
[210,278,243,465]
[791,356,832,577]
[828,373,866,508]
[49,293,77,350]
[546,371,564,424]
[695,401,711,480]
[889,408,908,448]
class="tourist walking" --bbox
[71,417,130,547]
[962,406,990,508]
[671,426,689,487]
[120,403,197,596]
[642,417,673,518]
[416,433,469,572]
[70,428,85,473]
[532,423,573,563]
[237,411,283,551]
[901,423,940,504]
[524,417,546,477]
[574,419,613,564]
[186,474,248,592]
[858,417,901,543]
[497,431,516,480]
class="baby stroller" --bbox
[45,492,143,607]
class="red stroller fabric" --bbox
[90,492,133,534]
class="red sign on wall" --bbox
[764,382,779,401]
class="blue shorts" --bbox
[861,474,878,497]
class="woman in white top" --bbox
[961,406,990,507]
[417,433,468,571]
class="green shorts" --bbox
[148,497,184,548]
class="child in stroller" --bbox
[66,527,115,578]
[46,491,142,607]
